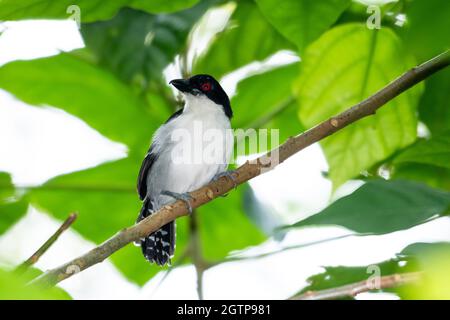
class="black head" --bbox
[169,74,232,118]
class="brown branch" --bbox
[16,212,77,272]
[290,272,422,300]
[33,50,450,287]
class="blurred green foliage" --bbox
[0,268,71,299]
[194,0,293,77]
[0,172,28,235]
[0,0,449,299]
[290,179,450,234]
[298,242,450,299]
[297,24,421,188]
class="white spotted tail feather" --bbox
[137,198,175,266]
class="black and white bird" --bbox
[136,74,234,266]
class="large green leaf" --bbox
[30,158,265,282]
[255,0,350,52]
[297,259,402,298]
[0,53,157,155]
[243,187,285,239]
[400,242,450,267]
[296,242,449,298]
[392,163,450,192]
[391,133,450,191]
[393,133,450,170]
[233,62,299,128]
[0,200,28,236]
[0,0,201,22]
[397,242,450,299]
[0,172,28,235]
[0,172,14,201]
[401,0,450,61]
[82,3,211,85]
[198,185,266,260]
[290,179,450,234]
[130,0,201,14]
[194,0,293,78]
[418,69,450,136]
[231,63,303,154]
[296,24,421,188]
[28,159,165,285]
[0,268,71,299]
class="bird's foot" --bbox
[161,190,193,214]
[212,170,238,190]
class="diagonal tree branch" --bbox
[34,50,450,288]
[290,272,422,300]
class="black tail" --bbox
[137,198,175,266]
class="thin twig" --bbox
[206,233,357,269]
[33,50,450,287]
[239,96,296,132]
[290,272,422,300]
[16,212,78,271]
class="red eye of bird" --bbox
[201,82,211,91]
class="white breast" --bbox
[147,95,233,209]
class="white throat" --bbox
[183,94,222,115]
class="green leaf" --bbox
[194,0,293,78]
[418,69,450,135]
[0,268,71,299]
[298,259,402,297]
[397,242,450,299]
[198,185,266,260]
[401,0,450,61]
[393,133,450,170]
[392,133,450,192]
[0,172,14,202]
[28,159,166,285]
[0,200,28,235]
[231,63,303,154]
[243,187,285,239]
[0,53,157,155]
[296,242,450,299]
[29,158,265,282]
[129,0,200,14]
[0,0,201,22]
[255,0,351,52]
[233,63,299,128]
[400,242,450,268]
[0,172,28,235]
[392,163,450,192]
[296,24,421,188]
[82,3,211,85]
[290,179,450,234]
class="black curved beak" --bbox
[169,78,192,93]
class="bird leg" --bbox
[212,170,238,189]
[161,190,193,214]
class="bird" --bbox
[136,74,234,266]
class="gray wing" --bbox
[137,145,157,201]
[137,108,184,200]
